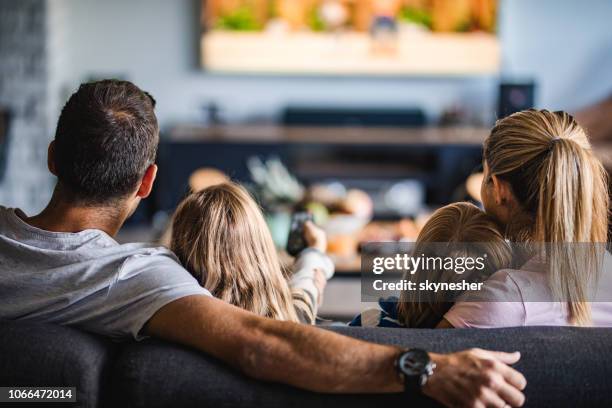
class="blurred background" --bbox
[1,0,611,319]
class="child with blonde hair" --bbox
[350,202,513,328]
[170,182,334,324]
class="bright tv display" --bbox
[201,0,500,76]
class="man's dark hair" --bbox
[53,79,159,205]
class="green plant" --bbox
[247,156,304,210]
[216,6,261,31]
[308,6,325,32]
[398,7,433,30]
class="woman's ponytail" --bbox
[539,138,607,324]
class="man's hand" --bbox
[426,349,526,408]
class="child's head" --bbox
[170,182,299,322]
[398,202,513,327]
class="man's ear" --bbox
[136,164,158,199]
[490,174,514,206]
[47,141,57,175]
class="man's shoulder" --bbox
[0,206,33,241]
[0,205,19,218]
[98,243,186,275]
[0,205,14,225]
[116,243,185,269]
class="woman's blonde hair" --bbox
[484,109,609,325]
[170,182,300,323]
[398,202,513,328]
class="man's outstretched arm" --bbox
[144,295,526,407]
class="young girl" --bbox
[170,182,334,324]
[350,202,513,328]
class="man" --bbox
[0,80,526,408]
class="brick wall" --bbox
[0,0,53,214]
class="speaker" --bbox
[498,82,536,119]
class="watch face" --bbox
[399,349,431,376]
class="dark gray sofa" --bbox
[1,320,611,408]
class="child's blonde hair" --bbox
[397,202,513,327]
[170,182,301,323]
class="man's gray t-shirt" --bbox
[0,206,210,340]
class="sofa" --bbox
[1,320,611,408]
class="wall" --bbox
[499,0,612,112]
[49,0,497,128]
[0,0,54,213]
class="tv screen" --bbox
[201,0,500,76]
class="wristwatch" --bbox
[395,349,436,395]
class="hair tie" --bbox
[548,136,562,150]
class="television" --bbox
[201,0,500,76]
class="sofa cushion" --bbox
[110,326,612,408]
[0,320,116,408]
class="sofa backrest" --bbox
[0,320,116,408]
[2,321,612,407]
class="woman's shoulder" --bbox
[444,269,528,328]
[457,268,527,303]
[471,254,554,300]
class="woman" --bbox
[350,202,513,328]
[442,109,612,328]
[170,182,334,324]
